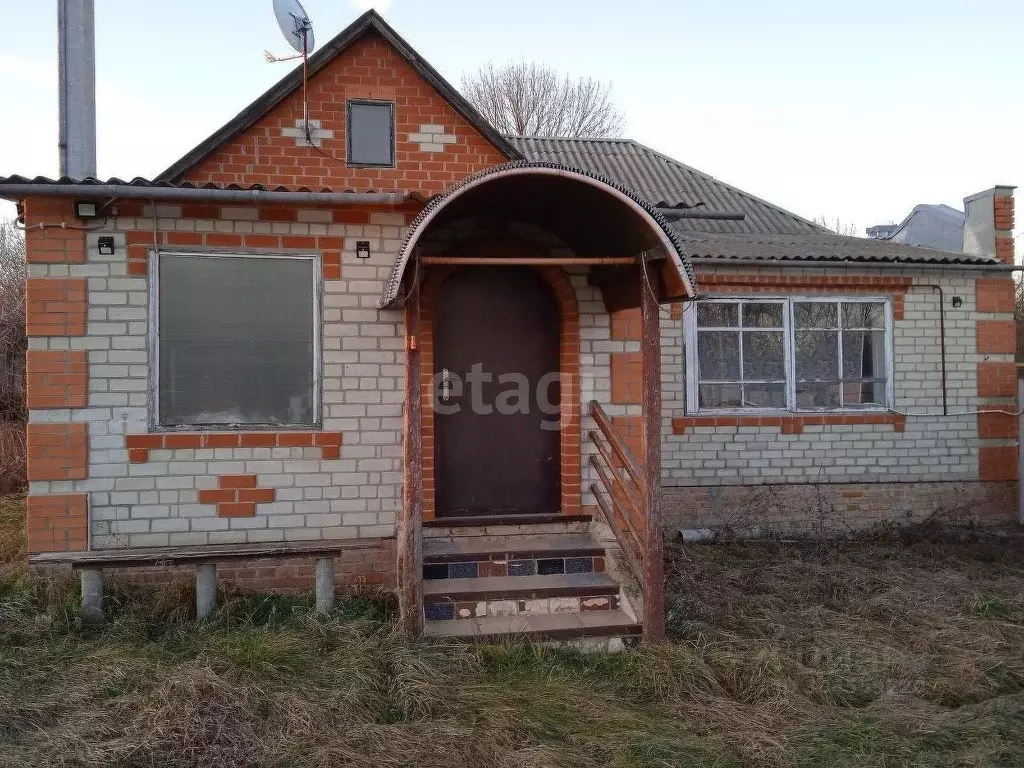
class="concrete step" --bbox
[423,514,592,539]
[423,572,621,621]
[424,572,619,602]
[424,609,641,646]
[423,533,604,564]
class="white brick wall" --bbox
[660,267,1002,486]
[29,211,407,549]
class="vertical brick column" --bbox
[22,197,86,263]
[994,189,1015,264]
[975,268,1019,482]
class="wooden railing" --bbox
[587,400,645,584]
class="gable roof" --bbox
[511,137,826,236]
[157,10,521,182]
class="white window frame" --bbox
[684,295,894,415]
[148,251,323,431]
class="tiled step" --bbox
[423,533,604,564]
[424,513,592,528]
[424,609,641,644]
[423,572,620,621]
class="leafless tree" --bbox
[813,216,863,238]
[0,218,27,492]
[461,61,625,138]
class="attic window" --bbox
[347,101,395,167]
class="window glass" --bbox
[158,254,316,426]
[348,101,394,166]
[689,298,890,412]
[694,300,787,409]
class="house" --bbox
[2,11,1018,645]
[867,203,967,251]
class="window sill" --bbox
[125,430,343,463]
[671,413,906,435]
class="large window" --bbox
[155,253,319,428]
[347,101,395,166]
[685,297,892,413]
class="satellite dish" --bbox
[273,0,315,55]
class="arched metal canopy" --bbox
[377,162,698,308]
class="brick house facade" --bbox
[3,11,1018,640]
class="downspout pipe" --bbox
[0,184,406,206]
[911,284,949,417]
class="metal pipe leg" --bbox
[79,568,103,624]
[195,563,217,619]
[315,557,335,614]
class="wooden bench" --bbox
[29,540,380,622]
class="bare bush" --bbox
[0,218,26,492]
[461,61,625,138]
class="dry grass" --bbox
[1,497,1022,767]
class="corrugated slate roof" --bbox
[0,174,420,196]
[511,137,825,235]
[674,231,997,265]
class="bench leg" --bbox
[195,563,217,619]
[79,568,104,624]
[315,557,335,614]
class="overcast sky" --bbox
[1,0,1021,247]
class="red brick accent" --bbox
[610,308,642,340]
[112,537,397,594]
[612,415,643,459]
[25,278,87,336]
[994,194,1014,231]
[976,319,1017,354]
[975,279,1016,313]
[25,350,87,409]
[125,228,358,280]
[22,197,86,263]
[979,445,1018,481]
[693,272,911,320]
[995,236,1015,264]
[672,413,906,434]
[124,431,342,463]
[197,474,276,517]
[978,411,1018,440]
[671,303,684,321]
[977,362,1018,398]
[183,34,509,195]
[27,423,88,481]
[416,262,581,520]
[26,493,88,553]
[611,352,642,405]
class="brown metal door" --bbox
[434,266,561,517]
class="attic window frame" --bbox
[346,99,396,168]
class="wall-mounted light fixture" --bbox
[356,240,371,260]
[97,236,116,256]
[74,200,99,219]
[951,296,963,309]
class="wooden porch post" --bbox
[399,277,424,637]
[640,256,666,642]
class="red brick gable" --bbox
[184,33,509,195]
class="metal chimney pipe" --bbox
[58,0,97,179]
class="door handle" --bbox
[441,368,451,403]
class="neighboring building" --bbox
[868,201,972,255]
[2,11,1018,645]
